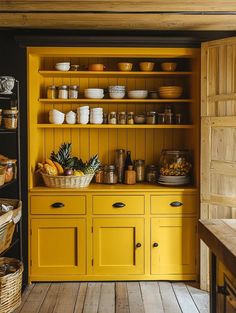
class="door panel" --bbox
[31,218,86,276]
[93,218,144,275]
[151,217,196,275]
[201,37,236,290]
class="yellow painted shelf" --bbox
[39,98,192,103]
[37,124,195,129]
[39,70,192,77]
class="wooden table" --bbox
[199,219,236,313]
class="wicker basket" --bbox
[41,172,94,188]
[0,258,23,313]
[0,199,22,255]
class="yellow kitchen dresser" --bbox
[28,47,200,282]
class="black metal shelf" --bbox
[0,128,17,134]
[0,179,17,190]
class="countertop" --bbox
[199,219,236,278]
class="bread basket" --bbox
[41,172,94,188]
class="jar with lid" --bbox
[159,150,192,176]
[69,85,79,99]
[103,165,118,184]
[146,111,156,124]
[157,113,165,124]
[134,159,145,182]
[47,85,57,99]
[108,112,117,125]
[103,112,108,124]
[3,108,18,129]
[58,85,68,99]
[95,166,104,183]
[175,113,184,124]
[146,164,158,183]
[127,112,134,125]
[165,112,174,124]
[115,149,125,183]
[0,159,17,183]
[118,112,126,125]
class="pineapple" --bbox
[50,143,74,169]
[74,154,100,174]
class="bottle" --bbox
[134,159,145,182]
[125,165,136,185]
[124,150,133,170]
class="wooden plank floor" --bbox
[14,282,209,313]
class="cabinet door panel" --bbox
[31,218,86,276]
[151,217,196,275]
[93,218,144,275]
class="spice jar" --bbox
[175,113,184,124]
[70,64,79,71]
[146,164,158,183]
[157,113,165,124]
[0,109,2,127]
[103,112,108,124]
[146,111,156,124]
[69,85,79,99]
[95,167,104,183]
[103,165,118,184]
[115,149,125,183]
[118,112,126,125]
[47,85,57,99]
[0,159,17,183]
[127,112,134,125]
[108,112,117,125]
[58,85,68,99]
[3,108,18,129]
[165,112,174,124]
[134,159,145,182]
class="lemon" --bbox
[74,170,85,176]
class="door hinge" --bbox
[92,259,94,266]
[91,227,93,233]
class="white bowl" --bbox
[55,62,70,71]
[78,106,89,110]
[128,90,148,99]
[84,93,104,99]
[49,114,65,124]
[109,91,125,99]
[79,116,89,124]
[49,109,65,118]
[84,88,104,93]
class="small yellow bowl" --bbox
[161,62,177,72]
[139,62,155,72]
[117,62,133,72]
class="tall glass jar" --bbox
[58,85,68,99]
[108,112,117,125]
[69,85,79,99]
[115,149,125,183]
[127,112,134,125]
[103,165,118,184]
[118,112,126,125]
[47,85,57,99]
[134,159,145,182]
[159,150,192,176]
[146,164,158,183]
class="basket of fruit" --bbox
[37,143,100,188]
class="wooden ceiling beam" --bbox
[1,13,236,31]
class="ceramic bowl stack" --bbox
[158,175,190,186]
[108,86,126,99]
[49,109,65,124]
[77,106,89,124]
[158,86,183,99]
[128,90,148,99]
[84,88,104,99]
[65,111,76,124]
[90,108,103,124]
[55,62,70,71]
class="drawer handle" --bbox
[136,243,142,248]
[170,201,183,207]
[153,242,159,248]
[51,202,65,208]
[112,202,126,208]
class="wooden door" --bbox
[201,37,236,290]
[93,218,144,275]
[151,217,196,277]
[31,218,86,278]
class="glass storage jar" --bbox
[103,165,118,184]
[3,108,18,129]
[115,149,125,183]
[127,112,134,125]
[58,85,68,99]
[69,85,79,99]
[146,111,156,124]
[134,159,145,182]
[118,112,126,125]
[159,150,192,176]
[157,113,165,124]
[47,85,57,99]
[108,112,117,125]
[95,166,104,183]
[175,113,184,124]
[146,164,158,183]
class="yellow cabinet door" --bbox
[151,217,196,276]
[93,218,144,275]
[31,218,86,277]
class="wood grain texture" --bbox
[140,282,164,313]
[1,1,236,12]
[172,282,199,313]
[1,13,236,30]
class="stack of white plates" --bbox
[90,108,103,124]
[157,175,190,186]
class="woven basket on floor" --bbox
[0,199,22,254]
[0,258,23,313]
[41,172,94,188]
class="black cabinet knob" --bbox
[112,202,126,208]
[51,202,65,208]
[153,242,159,248]
[170,201,183,207]
[136,243,142,248]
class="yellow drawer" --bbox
[30,195,86,215]
[151,194,197,215]
[92,195,145,215]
